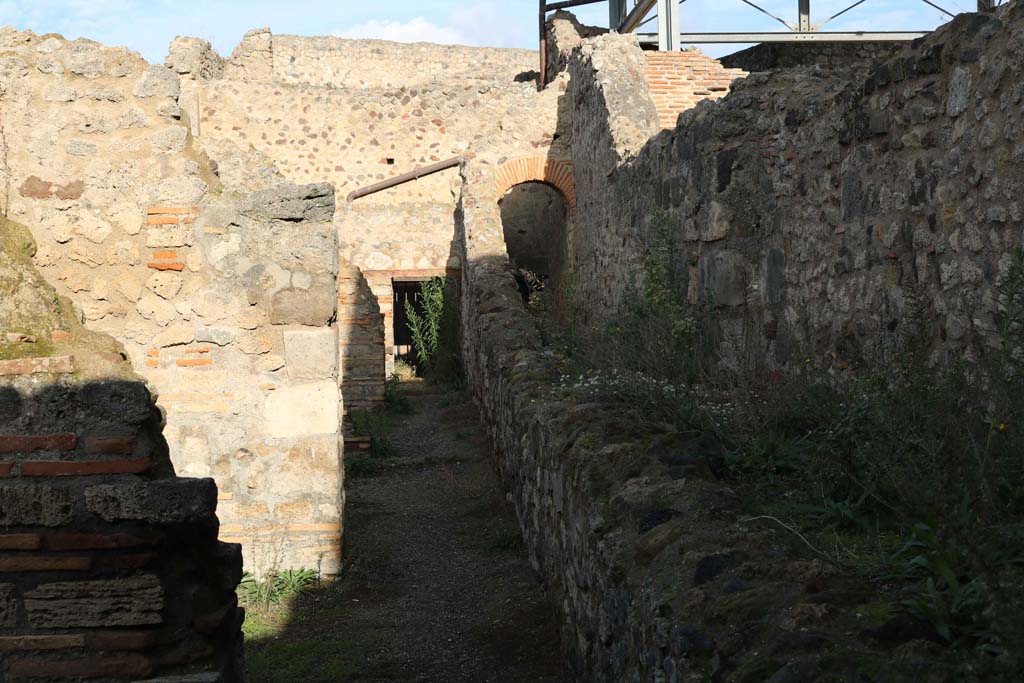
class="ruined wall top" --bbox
[169,28,539,89]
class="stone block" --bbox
[152,323,195,348]
[0,482,73,526]
[239,183,335,223]
[137,294,179,326]
[196,327,235,346]
[85,478,218,524]
[145,224,193,248]
[25,575,163,628]
[284,329,337,380]
[0,584,16,627]
[270,287,336,326]
[133,65,180,98]
[151,126,189,152]
[77,381,154,425]
[146,271,183,299]
[698,250,747,307]
[264,382,339,438]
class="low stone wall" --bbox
[460,160,929,681]
[458,6,1024,681]
[0,377,244,681]
[720,41,903,73]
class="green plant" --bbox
[383,373,412,414]
[405,276,464,387]
[350,409,395,458]
[239,567,319,614]
[406,276,446,370]
[538,206,1024,671]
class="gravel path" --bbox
[334,389,566,682]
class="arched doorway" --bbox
[498,182,569,290]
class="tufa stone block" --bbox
[264,381,339,438]
[0,584,16,627]
[85,478,218,524]
[133,65,181,99]
[25,575,163,628]
[0,483,73,527]
[283,329,337,380]
[269,286,336,326]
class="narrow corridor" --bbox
[246,387,566,682]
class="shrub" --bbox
[405,276,463,387]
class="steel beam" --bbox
[621,0,658,33]
[609,0,627,28]
[544,0,607,12]
[658,0,681,50]
[799,0,812,32]
[638,30,928,43]
[539,0,547,88]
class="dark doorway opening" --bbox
[393,279,427,367]
[499,182,569,302]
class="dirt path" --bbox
[245,388,566,682]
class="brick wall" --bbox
[0,362,243,681]
[643,52,748,129]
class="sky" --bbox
[0,0,989,63]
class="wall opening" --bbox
[499,181,569,300]
[393,278,427,369]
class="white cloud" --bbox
[335,16,467,45]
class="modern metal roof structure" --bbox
[540,1,1006,58]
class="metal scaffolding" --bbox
[539,0,1003,76]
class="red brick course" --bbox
[0,556,92,572]
[0,534,42,550]
[83,436,137,455]
[0,356,75,376]
[643,52,748,129]
[0,434,78,453]
[45,533,157,551]
[147,262,185,271]
[7,654,151,679]
[20,457,150,477]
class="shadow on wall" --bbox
[0,379,244,681]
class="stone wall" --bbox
[458,154,945,681]
[0,29,342,575]
[458,5,1024,681]
[1,217,243,681]
[721,41,903,73]
[220,29,538,89]
[180,29,564,386]
[565,7,1024,371]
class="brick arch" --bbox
[494,157,576,213]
